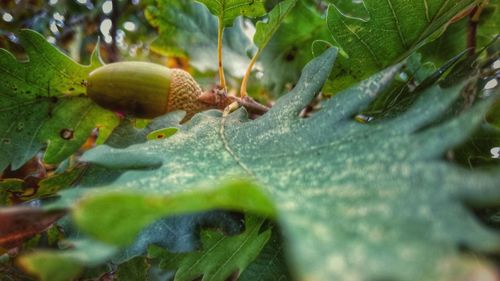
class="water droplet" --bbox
[16,122,24,131]
[1,138,11,145]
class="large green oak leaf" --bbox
[71,48,500,281]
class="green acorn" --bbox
[87,62,207,119]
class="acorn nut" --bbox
[87,62,207,119]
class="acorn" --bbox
[87,62,209,119]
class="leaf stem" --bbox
[240,49,262,98]
[217,18,227,89]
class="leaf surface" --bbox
[17,239,117,281]
[72,48,500,280]
[0,30,119,171]
[149,215,270,281]
[253,0,297,50]
[421,0,499,65]
[327,0,477,91]
[238,226,291,281]
[259,0,331,96]
[195,0,266,27]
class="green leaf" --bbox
[421,0,499,65]
[327,0,477,91]
[115,257,151,281]
[253,0,297,50]
[238,225,291,281]
[73,180,275,245]
[0,30,119,171]
[17,239,117,281]
[195,0,266,27]
[146,0,255,78]
[113,211,245,264]
[148,215,270,281]
[259,0,332,96]
[70,48,500,280]
[18,252,82,281]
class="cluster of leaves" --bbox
[0,0,499,281]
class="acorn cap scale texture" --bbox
[87,62,205,119]
[168,68,206,119]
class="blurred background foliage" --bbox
[0,0,155,63]
[0,0,498,163]
[0,0,333,99]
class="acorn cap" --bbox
[168,69,207,119]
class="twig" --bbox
[467,1,488,57]
[240,50,261,98]
[228,95,269,115]
[467,6,478,56]
[217,18,227,89]
[198,89,270,116]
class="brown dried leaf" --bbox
[0,207,66,251]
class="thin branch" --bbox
[467,1,488,57]
[240,49,261,98]
[228,95,269,115]
[217,18,227,89]
[467,6,478,56]
[198,88,270,116]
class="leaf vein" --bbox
[386,0,407,48]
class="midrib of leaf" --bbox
[220,115,254,176]
[219,0,226,24]
[424,0,431,22]
[181,237,225,278]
